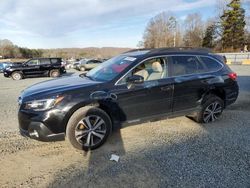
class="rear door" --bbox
[169,55,213,112]
[39,58,51,75]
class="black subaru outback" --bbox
[18,48,239,150]
[4,58,66,80]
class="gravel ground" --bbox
[0,66,249,188]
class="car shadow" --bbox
[47,117,250,187]
[61,72,76,77]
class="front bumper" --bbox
[19,121,65,142]
[3,71,10,77]
[18,109,65,142]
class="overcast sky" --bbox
[0,0,249,49]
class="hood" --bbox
[20,75,102,100]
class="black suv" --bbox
[4,58,66,80]
[18,48,239,150]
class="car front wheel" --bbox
[194,95,224,123]
[11,72,23,80]
[66,107,112,151]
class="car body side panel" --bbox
[172,75,215,112]
[108,79,173,121]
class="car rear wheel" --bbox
[11,72,23,80]
[193,95,224,123]
[49,69,60,77]
[66,107,112,151]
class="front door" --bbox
[111,57,173,121]
[23,59,40,76]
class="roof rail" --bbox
[123,47,213,55]
[149,47,212,53]
[123,48,151,53]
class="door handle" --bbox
[161,86,172,91]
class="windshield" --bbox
[86,55,136,81]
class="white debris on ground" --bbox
[110,154,120,162]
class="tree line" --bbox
[140,0,250,52]
[0,39,43,59]
[0,39,130,59]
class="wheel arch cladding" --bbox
[62,102,99,131]
[202,88,226,105]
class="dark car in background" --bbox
[76,59,103,71]
[18,48,239,151]
[0,62,13,73]
[3,58,66,80]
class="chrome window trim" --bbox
[115,54,224,86]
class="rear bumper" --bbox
[225,83,239,107]
[61,68,66,74]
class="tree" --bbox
[0,39,15,58]
[142,12,180,48]
[220,0,246,50]
[202,23,217,48]
[183,13,204,47]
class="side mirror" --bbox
[126,75,144,86]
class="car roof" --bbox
[122,47,214,58]
[31,57,61,59]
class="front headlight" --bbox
[24,96,64,111]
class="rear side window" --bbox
[51,58,61,64]
[39,59,50,65]
[199,56,223,72]
[170,56,206,76]
[86,60,94,64]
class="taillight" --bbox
[228,72,237,80]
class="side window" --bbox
[39,59,50,65]
[51,58,60,64]
[86,61,91,64]
[171,56,206,76]
[199,56,223,72]
[118,57,168,84]
[87,60,97,64]
[27,59,39,66]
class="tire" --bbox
[193,95,224,123]
[66,107,112,151]
[80,67,85,71]
[11,72,23,80]
[49,69,60,77]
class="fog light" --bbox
[29,130,39,138]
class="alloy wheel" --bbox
[75,115,107,147]
[203,102,222,123]
[52,71,59,77]
[13,73,21,80]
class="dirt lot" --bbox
[0,66,249,188]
